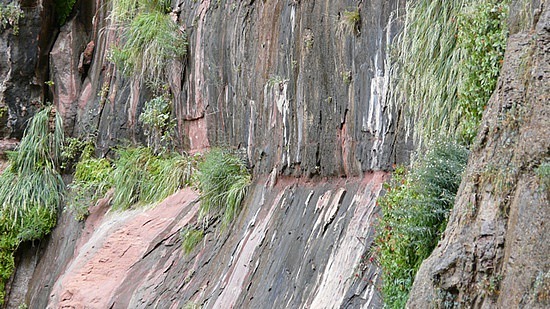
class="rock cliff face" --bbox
[1,0,548,308]
[407,3,549,308]
[34,174,384,308]
[2,0,409,308]
[0,0,56,138]
[2,0,411,176]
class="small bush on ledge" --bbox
[197,149,251,228]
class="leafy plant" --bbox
[197,149,251,228]
[0,2,24,35]
[67,151,113,220]
[140,95,175,153]
[457,1,508,144]
[181,228,204,254]
[374,141,468,308]
[54,0,77,25]
[388,0,508,146]
[0,107,64,304]
[60,137,94,171]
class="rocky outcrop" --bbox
[407,3,549,308]
[9,174,386,308]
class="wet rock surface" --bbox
[407,3,550,308]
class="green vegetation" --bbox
[457,1,508,143]
[110,147,195,210]
[140,95,175,153]
[340,9,361,36]
[0,107,64,304]
[197,149,251,228]
[374,141,468,308]
[181,228,204,254]
[389,0,508,146]
[60,137,93,171]
[0,2,24,35]
[535,162,550,191]
[0,106,7,119]
[67,146,113,220]
[375,0,510,306]
[54,0,77,25]
[110,0,187,88]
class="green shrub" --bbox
[67,154,113,220]
[140,95,175,153]
[197,149,251,228]
[374,141,468,308]
[54,0,77,25]
[110,0,187,88]
[181,228,204,255]
[0,107,64,304]
[0,2,24,35]
[457,1,508,144]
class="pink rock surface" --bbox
[48,189,198,308]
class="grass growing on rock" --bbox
[389,0,509,146]
[197,149,251,228]
[110,0,187,87]
[374,141,468,308]
[66,144,113,220]
[376,0,510,305]
[110,147,196,210]
[0,107,64,304]
[181,228,204,255]
[340,9,361,36]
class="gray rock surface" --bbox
[0,0,56,138]
[62,0,411,175]
[407,3,550,308]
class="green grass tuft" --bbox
[340,9,361,36]
[181,228,204,255]
[110,1,187,88]
[0,107,64,304]
[197,149,251,228]
[111,147,196,210]
[374,141,468,308]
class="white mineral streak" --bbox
[308,173,384,309]
[212,188,285,309]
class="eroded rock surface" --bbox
[7,174,387,308]
[407,3,550,308]
[55,0,411,176]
